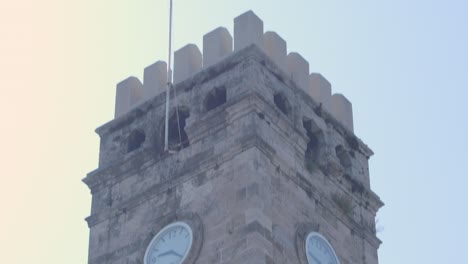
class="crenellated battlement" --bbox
[114,10,354,131]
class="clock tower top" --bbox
[84,10,383,264]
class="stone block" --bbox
[114,77,143,118]
[263,31,287,72]
[287,52,309,92]
[203,27,233,68]
[331,93,354,131]
[143,61,167,98]
[309,73,332,110]
[234,10,264,51]
[245,209,272,233]
[174,44,202,84]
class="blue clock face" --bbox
[305,232,339,264]
[144,222,193,264]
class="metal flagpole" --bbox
[164,0,173,152]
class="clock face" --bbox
[305,232,339,264]
[144,222,193,264]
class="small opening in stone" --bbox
[303,118,324,173]
[127,130,145,153]
[335,145,352,169]
[303,120,319,161]
[205,86,227,111]
[273,92,291,117]
[165,107,190,150]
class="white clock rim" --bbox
[143,221,194,264]
[305,232,340,264]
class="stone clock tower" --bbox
[84,10,383,264]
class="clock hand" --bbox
[158,250,172,257]
[170,250,183,258]
[158,249,183,258]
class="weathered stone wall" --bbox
[84,45,382,264]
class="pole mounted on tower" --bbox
[164,0,173,152]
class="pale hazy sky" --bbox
[1,0,467,263]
